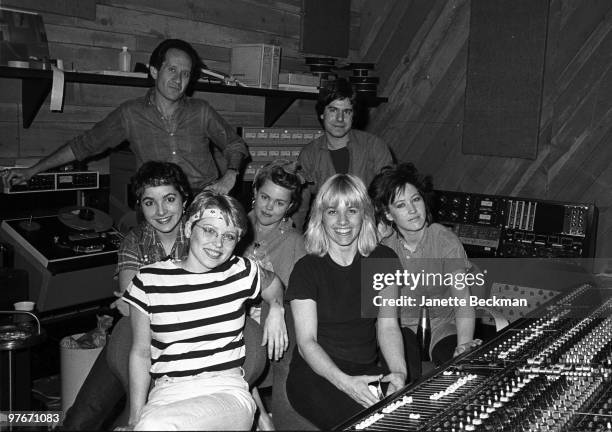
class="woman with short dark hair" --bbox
[369,163,481,381]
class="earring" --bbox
[251,198,256,209]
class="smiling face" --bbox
[322,200,363,252]
[321,98,354,141]
[253,179,293,228]
[150,48,192,104]
[385,183,427,234]
[140,184,183,235]
[184,215,239,273]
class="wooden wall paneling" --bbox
[359,0,396,60]
[360,0,413,64]
[1,0,96,20]
[505,130,552,198]
[42,6,300,55]
[64,83,144,107]
[557,115,612,201]
[553,16,612,122]
[0,79,20,102]
[135,36,229,64]
[457,157,507,193]
[582,148,612,205]
[370,0,441,88]
[375,0,469,162]
[195,93,242,114]
[48,42,148,72]
[358,0,612,257]
[548,67,612,198]
[497,159,547,198]
[41,6,316,75]
[0,103,18,121]
[554,0,612,76]
[409,102,467,190]
[436,150,482,192]
[349,11,363,54]
[545,6,612,199]
[415,101,464,176]
[596,220,612,260]
[97,5,300,52]
[397,42,467,166]
[215,112,264,126]
[18,122,91,157]
[231,94,265,115]
[0,125,19,158]
[370,0,466,128]
[0,103,19,159]
[97,0,301,38]
[411,121,463,183]
[377,0,464,101]
[34,105,114,124]
[242,1,302,13]
[45,24,140,51]
[273,99,319,127]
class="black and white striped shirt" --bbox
[123,255,261,379]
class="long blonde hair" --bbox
[305,174,378,257]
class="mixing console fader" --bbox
[337,284,612,431]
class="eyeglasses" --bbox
[194,224,238,246]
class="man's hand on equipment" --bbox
[0,167,36,186]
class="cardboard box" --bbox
[279,72,320,87]
[230,44,281,88]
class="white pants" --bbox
[134,368,255,431]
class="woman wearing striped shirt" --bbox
[123,191,288,430]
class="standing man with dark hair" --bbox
[1,39,247,194]
[293,78,393,230]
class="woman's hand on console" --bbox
[453,339,482,357]
[382,371,406,396]
[338,374,384,408]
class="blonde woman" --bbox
[286,174,406,429]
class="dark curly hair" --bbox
[131,161,192,209]
[148,39,203,94]
[368,163,434,227]
[253,160,303,215]
[315,77,360,127]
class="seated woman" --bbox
[122,191,288,430]
[368,163,481,380]
[237,160,310,430]
[286,174,407,430]
[63,162,267,430]
[62,161,192,430]
[241,160,306,319]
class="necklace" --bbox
[252,220,287,258]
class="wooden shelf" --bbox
[0,66,388,128]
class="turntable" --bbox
[0,207,122,312]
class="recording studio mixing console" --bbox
[337,283,612,431]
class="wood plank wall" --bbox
[361,0,612,261]
[2,0,610,261]
[0,0,363,173]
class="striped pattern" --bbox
[123,255,261,379]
